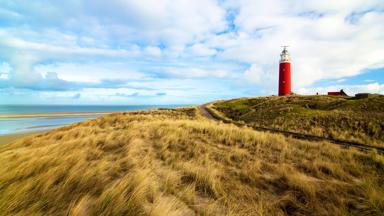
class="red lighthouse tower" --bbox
[278,46,291,96]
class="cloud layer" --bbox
[0,0,383,104]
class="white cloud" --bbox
[219,0,384,89]
[0,62,11,79]
[34,62,150,83]
[0,8,22,19]
[144,46,162,57]
[0,0,228,90]
[164,67,235,78]
[81,0,227,46]
[189,43,217,56]
[0,32,133,57]
[0,0,383,103]
[335,79,346,83]
[243,64,265,84]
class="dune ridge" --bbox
[0,107,383,215]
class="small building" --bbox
[355,93,371,99]
[328,89,348,96]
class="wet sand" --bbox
[0,112,112,145]
[0,112,110,118]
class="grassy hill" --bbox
[1,107,383,215]
[212,95,384,147]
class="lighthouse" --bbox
[278,46,291,96]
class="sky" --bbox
[0,0,383,105]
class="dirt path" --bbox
[199,104,216,121]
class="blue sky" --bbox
[0,0,383,105]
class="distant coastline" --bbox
[0,132,37,145]
[0,104,183,115]
[0,104,184,136]
[0,112,110,118]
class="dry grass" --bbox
[0,132,37,145]
[214,95,384,147]
[0,107,383,215]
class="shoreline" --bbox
[0,112,111,118]
[0,132,40,145]
[0,112,110,139]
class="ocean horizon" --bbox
[0,104,187,115]
[0,104,186,135]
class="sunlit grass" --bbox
[0,107,383,215]
[214,95,384,147]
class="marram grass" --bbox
[214,95,384,147]
[0,108,383,215]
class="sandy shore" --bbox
[0,132,39,145]
[0,112,112,144]
[0,112,111,118]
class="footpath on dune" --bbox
[200,97,384,154]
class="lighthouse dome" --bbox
[280,47,291,63]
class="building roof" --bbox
[327,89,348,96]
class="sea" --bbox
[0,105,180,135]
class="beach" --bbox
[0,112,103,137]
[0,105,180,143]
[0,112,110,118]
[0,112,108,145]
[0,132,37,145]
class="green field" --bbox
[213,95,384,147]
